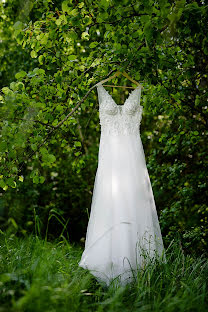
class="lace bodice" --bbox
[96,82,143,136]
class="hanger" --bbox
[96,70,144,90]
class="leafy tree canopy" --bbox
[0,0,207,253]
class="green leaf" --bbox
[12,167,18,173]
[100,0,110,11]
[31,50,38,58]
[1,87,10,95]
[70,9,78,16]
[78,2,84,8]
[31,144,37,151]
[0,179,6,189]
[56,18,62,26]
[0,141,7,152]
[52,119,58,126]
[48,154,56,163]
[18,176,24,182]
[8,217,18,229]
[17,82,24,90]
[33,176,39,184]
[39,176,45,183]
[56,105,64,112]
[38,55,44,65]
[40,33,49,45]
[15,71,27,79]
[62,1,72,14]
[74,141,81,147]
[81,32,89,40]
[89,42,98,48]
[13,21,23,30]
[7,177,16,188]
[68,55,77,60]
[40,147,48,155]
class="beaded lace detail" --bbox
[96,82,143,135]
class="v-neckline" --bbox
[97,83,141,107]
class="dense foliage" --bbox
[0,0,207,255]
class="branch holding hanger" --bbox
[17,71,143,173]
[95,70,144,90]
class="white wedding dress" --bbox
[78,82,166,287]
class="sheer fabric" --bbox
[78,82,166,287]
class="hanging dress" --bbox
[78,82,166,287]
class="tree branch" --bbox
[17,71,116,174]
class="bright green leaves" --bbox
[15,71,27,80]
[0,0,207,255]
[48,154,56,163]
[81,32,89,40]
[68,55,77,61]
[89,42,99,49]
[7,177,17,188]
[100,0,110,11]
[83,15,92,26]
[71,140,84,173]
[171,92,182,105]
[78,2,84,9]
[40,147,56,167]
[74,141,82,147]
[39,176,45,183]
[38,55,44,65]
[9,81,25,92]
[62,1,73,14]
[55,15,67,26]
[31,144,38,151]
[31,50,38,58]
[36,32,49,45]
[62,0,78,20]
[33,176,45,184]
[40,147,48,157]
[33,176,39,184]
[73,140,82,156]
[0,178,7,191]
[30,169,45,184]
[26,68,45,88]
[0,176,17,190]
[18,175,24,182]
[1,87,12,95]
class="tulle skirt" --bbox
[78,131,166,287]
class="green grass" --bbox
[0,232,207,312]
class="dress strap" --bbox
[126,85,142,106]
[96,82,105,105]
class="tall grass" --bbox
[0,232,207,312]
